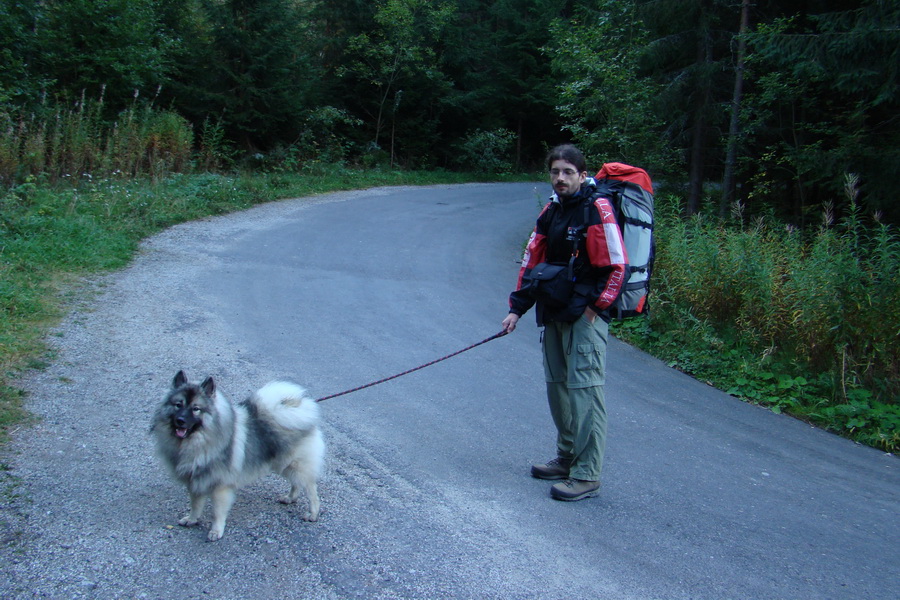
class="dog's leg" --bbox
[207,486,236,542]
[304,478,320,522]
[280,463,320,522]
[179,493,206,527]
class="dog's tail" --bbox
[252,381,319,431]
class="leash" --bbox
[315,330,509,402]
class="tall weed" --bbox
[785,201,900,399]
[625,188,899,450]
[0,92,192,186]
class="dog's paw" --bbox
[303,510,319,523]
[206,526,224,542]
[178,516,200,527]
[277,494,298,505]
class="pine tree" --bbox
[636,0,739,214]
[36,0,174,110]
[170,0,323,151]
[441,0,570,169]
[744,0,900,222]
[0,0,47,105]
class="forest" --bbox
[0,0,898,450]
[1,0,897,223]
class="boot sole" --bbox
[550,487,600,501]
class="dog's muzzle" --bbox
[173,409,201,439]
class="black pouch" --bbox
[528,261,575,308]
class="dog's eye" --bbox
[191,406,202,414]
[172,401,183,409]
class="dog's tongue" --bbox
[175,428,188,439]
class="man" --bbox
[501,144,627,501]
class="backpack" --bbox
[592,162,655,319]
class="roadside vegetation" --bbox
[613,187,900,452]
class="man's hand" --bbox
[502,313,520,333]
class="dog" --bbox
[151,370,324,541]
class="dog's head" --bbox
[160,370,217,440]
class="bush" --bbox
[0,94,193,186]
[454,128,517,174]
[653,188,899,402]
[618,184,899,451]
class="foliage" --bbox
[292,107,366,169]
[545,0,672,171]
[338,0,455,166]
[232,106,366,173]
[742,2,900,223]
[195,116,236,173]
[439,0,569,169]
[0,95,193,185]
[34,0,175,114]
[163,0,324,151]
[614,189,900,451]
[453,128,517,174]
[0,0,47,104]
[634,0,744,211]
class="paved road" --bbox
[1,183,897,599]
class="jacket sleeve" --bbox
[585,195,628,311]
[508,204,552,316]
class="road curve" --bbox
[1,183,897,599]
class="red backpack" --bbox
[593,162,655,318]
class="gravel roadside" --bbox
[0,193,365,599]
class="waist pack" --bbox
[528,260,575,309]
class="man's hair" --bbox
[546,144,586,173]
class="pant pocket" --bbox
[571,343,604,387]
[576,343,600,371]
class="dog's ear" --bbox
[173,370,188,388]
[200,376,216,398]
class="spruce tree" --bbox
[744,0,900,222]
[171,0,323,151]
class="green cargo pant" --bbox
[542,313,609,482]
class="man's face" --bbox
[549,159,586,198]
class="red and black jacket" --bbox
[508,182,628,324]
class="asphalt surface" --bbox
[1,183,897,599]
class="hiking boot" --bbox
[530,457,572,480]
[550,478,600,501]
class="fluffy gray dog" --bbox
[151,371,324,541]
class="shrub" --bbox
[0,94,193,185]
[621,184,899,450]
[454,128,517,174]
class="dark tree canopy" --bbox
[2,0,897,222]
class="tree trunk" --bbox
[721,0,751,218]
[687,25,713,215]
[687,111,706,215]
